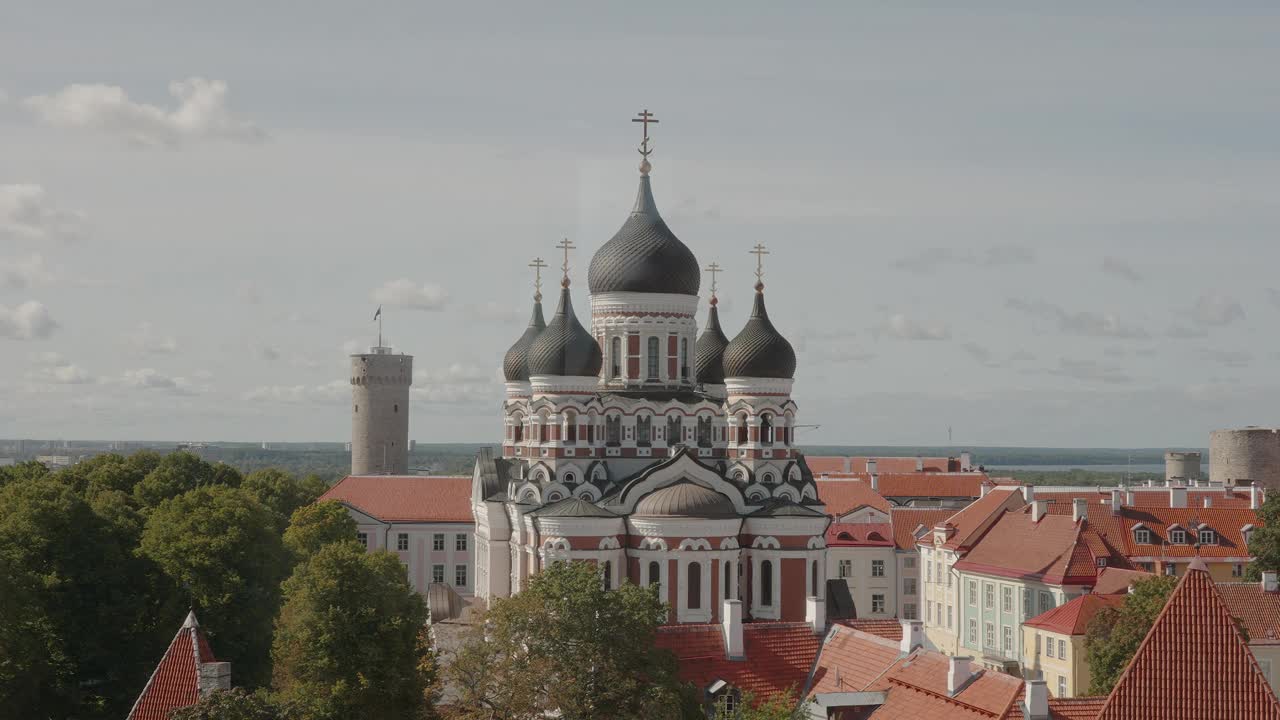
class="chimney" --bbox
[1022,485,1035,503]
[1263,572,1280,593]
[1023,679,1049,719]
[1126,490,1136,505]
[1110,489,1123,515]
[916,456,925,472]
[1168,484,1187,509]
[722,599,744,659]
[899,619,924,654]
[1203,496,1213,508]
[866,459,877,476]
[947,656,974,694]
[961,451,973,472]
[806,596,826,635]
[1072,498,1087,523]
[1252,483,1264,510]
[198,662,231,697]
[980,483,990,498]
[1031,500,1048,523]
[871,473,880,491]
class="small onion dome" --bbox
[695,301,729,385]
[587,175,700,296]
[502,299,546,382]
[722,288,796,379]
[633,480,737,518]
[526,285,603,377]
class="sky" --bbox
[1,2,1279,447]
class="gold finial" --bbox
[749,243,769,291]
[556,238,576,287]
[632,109,659,175]
[705,262,721,305]
[528,257,548,302]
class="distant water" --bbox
[989,464,1165,474]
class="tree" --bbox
[283,501,358,560]
[0,459,49,488]
[1246,490,1280,580]
[271,541,438,720]
[134,452,239,508]
[446,561,687,720]
[0,551,71,715]
[711,688,811,720]
[242,469,329,532]
[139,485,290,688]
[169,688,280,720]
[1084,575,1178,694]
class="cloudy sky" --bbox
[2,3,1279,446]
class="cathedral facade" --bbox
[471,121,829,624]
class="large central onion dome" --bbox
[695,301,729,385]
[502,298,546,382]
[587,174,700,296]
[723,288,796,379]
[527,285,603,377]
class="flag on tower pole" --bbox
[373,305,382,321]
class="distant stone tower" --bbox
[350,345,413,475]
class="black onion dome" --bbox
[722,290,796,379]
[526,286,603,377]
[695,302,730,385]
[587,175,700,296]
[502,299,546,382]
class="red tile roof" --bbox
[127,612,217,720]
[954,510,1131,586]
[836,618,905,642]
[655,622,821,701]
[808,456,957,474]
[320,475,474,523]
[1096,560,1280,720]
[816,478,891,515]
[827,522,894,547]
[1092,567,1153,595]
[1218,582,1280,645]
[1006,698,1109,720]
[817,472,991,499]
[1048,504,1259,561]
[891,508,956,551]
[1025,593,1125,636]
[808,626,903,695]
[939,487,1025,550]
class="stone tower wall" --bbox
[351,350,413,475]
[1210,428,1280,489]
[1164,451,1202,481]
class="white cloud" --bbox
[128,322,179,354]
[0,301,58,340]
[243,379,347,404]
[1101,256,1142,283]
[22,77,265,148]
[412,362,501,406]
[465,301,526,325]
[1190,293,1244,327]
[892,244,1036,273]
[876,313,951,341]
[0,254,54,289]
[120,368,197,394]
[372,279,449,311]
[1006,298,1148,339]
[27,352,94,385]
[1048,358,1133,385]
[0,184,88,243]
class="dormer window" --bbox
[1170,529,1188,544]
[1199,529,1216,545]
[1135,527,1152,544]
[1243,525,1256,546]
[1096,557,1108,568]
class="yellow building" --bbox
[1021,593,1125,697]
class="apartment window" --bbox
[838,559,853,579]
[606,416,622,446]
[968,619,978,644]
[610,337,622,378]
[356,532,368,548]
[646,336,660,380]
[1058,639,1066,660]
[1039,591,1054,613]
[904,578,917,596]
[946,570,952,588]
[968,580,977,606]
[1035,634,1041,656]
[680,337,689,380]
[432,533,445,551]
[1096,557,1107,568]
[455,565,467,587]
[396,533,409,551]
[905,603,918,620]
[1170,529,1188,544]
[636,415,652,447]
[1046,637,1055,658]
[984,583,995,610]
[456,534,468,551]
[1165,564,1177,577]
[936,603,942,626]
[871,560,885,577]
[696,416,713,447]
[926,561,933,583]
[935,561,942,584]
[761,560,774,606]
[1058,676,1067,698]
[1002,626,1012,655]
[687,562,702,610]
[1135,528,1152,544]
[1234,564,1245,578]
[1199,529,1216,545]
[716,692,737,717]
[1002,586,1013,613]
[432,565,445,584]
[926,601,933,624]
[904,556,916,569]
[985,622,995,648]
[666,415,682,446]
[1023,589,1034,621]
[872,594,886,614]
[947,604,954,629]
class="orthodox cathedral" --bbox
[471,113,829,625]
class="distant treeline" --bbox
[797,445,1204,467]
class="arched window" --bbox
[735,413,748,445]
[564,472,576,484]
[761,560,774,606]
[724,561,733,600]
[811,560,818,597]
[760,415,773,446]
[649,561,661,591]
[697,416,713,447]
[667,415,682,446]
[763,472,775,485]
[606,416,622,446]
[637,415,652,447]
[647,336,660,380]
[538,413,549,443]
[611,337,622,378]
[603,560,612,590]
[564,410,577,445]
[687,562,702,609]
[513,419,524,443]
[546,492,562,502]
[680,337,689,380]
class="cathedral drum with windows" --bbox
[472,113,828,624]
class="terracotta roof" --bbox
[827,522,894,547]
[320,475,474,523]
[816,478,891,515]
[891,508,955,551]
[1049,505,1259,560]
[955,510,1131,586]
[1093,567,1154,595]
[1096,560,1280,719]
[1024,593,1125,636]
[808,625,903,695]
[1218,582,1280,645]
[1007,698,1109,720]
[817,472,990,499]
[127,611,217,720]
[836,618,905,641]
[655,622,821,701]
[939,487,1025,550]
[808,456,957,475]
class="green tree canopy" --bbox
[446,560,688,720]
[282,500,358,561]
[0,459,49,488]
[134,452,241,508]
[242,469,330,532]
[1246,490,1280,580]
[271,541,438,720]
[139,485,290,688]
[169,688,280,720]
[712,689,810,720]
[1084,575,1178,694]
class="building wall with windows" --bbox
[825,543,896,619]
[351,516,476,596]
[1020,626,1085,698]
[956,569,1072,666]
[920,544,962,653]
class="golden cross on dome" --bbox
[749,243,769,288]
[704,262,721,298]
[556,238,576,287]
[633,109,659,158]
[528,257,548,300]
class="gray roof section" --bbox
[529,497,617,518]
[502,299,546,382]
[723,290,796,379]
[749,497,824,517]
[526,286,603,377]
[695,303,729,385]
[587,175,700,296]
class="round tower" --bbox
[350,345,413,475]
[1164,451,1202,482]
[1210,427,1280,488]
